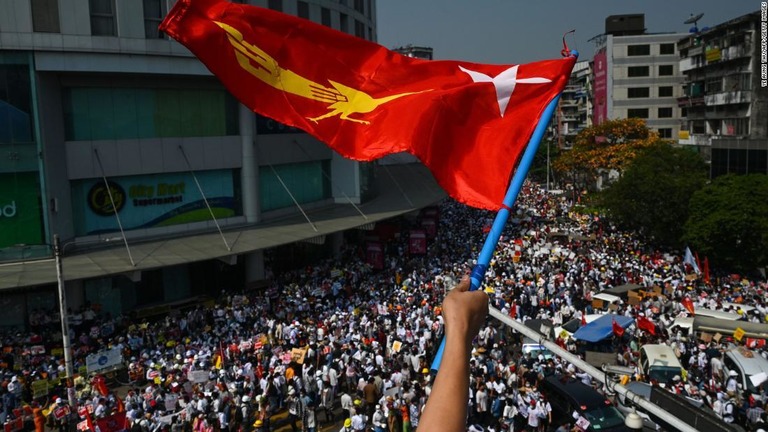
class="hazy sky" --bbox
[376,1,758,64]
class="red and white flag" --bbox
[160,0,575,210]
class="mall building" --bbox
[0,0,444,330]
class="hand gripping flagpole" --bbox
[431,50,577,372]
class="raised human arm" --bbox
[419,276,488,432]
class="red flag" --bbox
[509,304,517,320]
[115,395,125,413]
[637,316,656,336]
[78,405,95,432]
[681,297,695,316]
[581,312,587,327]
[92,375,109,397]
[95,411,127,432]
[703,257,711,284]
[612,318,625,337]
[160,0,575,210]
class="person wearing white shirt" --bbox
[475,386,489,425]
[350,412,366,431]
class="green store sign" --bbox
[0,172,43,248]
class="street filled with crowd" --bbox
[2,181,768,432]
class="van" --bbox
[639,344,683,384]
[542,375,630,432]
[723,344,768,400]
[522,337,554,360]
[722,302,755,316]
[668,317,695,341]
[694,308,741,321]
[593,293,622,310]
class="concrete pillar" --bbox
[65,279,85,312]
[240,105,260,223]
[329,231,344,258]
[245,250,265,283]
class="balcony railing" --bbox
[704,90,751,106]
[677,133,711,146]
[677,96,705,107]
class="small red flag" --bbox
[509,304,517,319]
[581,312,587,327]
[160,0,575,210]
[703,257,711,284]
[612,318,625,337]
[637,315,656,336]
[92,375,109,397]
[95,411,127,432]
[681,297,695,316]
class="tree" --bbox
[600,144,707,248]
[553,118,663,189]
[683,174,768,272]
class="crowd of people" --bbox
[1,180,767,432]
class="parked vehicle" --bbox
[723,344,768,401]
[669,316,768,342]
[638,344,683,384]
[542,375,630,432]
[522,337,554,360]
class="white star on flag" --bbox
[459,65,552,117]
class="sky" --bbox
[376,0,758,64]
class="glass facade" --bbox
[711,148,768,177]
[63,87,239,141]
[260,161,331,212]
[0,54,46,262]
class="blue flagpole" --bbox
[431,93,564,371]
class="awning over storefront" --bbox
[0,164,445,290]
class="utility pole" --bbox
[54,234,77,408]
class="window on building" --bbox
[0,64,34,146]
[321,7,331,27]
[368,26,373,41]
[627,108,649,118]
[339,0,347,6]
[659,65,674,76]
[627,66,649,77]
[706,78,722,94]
[658,128,672,138]
[628,87,650,98]
[63,87,239,140]
[681,107,688,117]
[340,13,348,32]
[32,0,60,33]
[658,86,673,97]
[354,20,365,38]
[90,0,116,36]
[354,0,364,13]
[143,0,166,39]
[267,0,282,12]
[627,44,650,56]
[366,0,372,18]
[660,43,675,55]
[724,118,750,136]
[658,107,673,118]
[297,1,309,19]
[692,121,706,134]
[260,161,331,212]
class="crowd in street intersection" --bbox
[2,181,768,432]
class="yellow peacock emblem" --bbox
[215,21,429,125]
